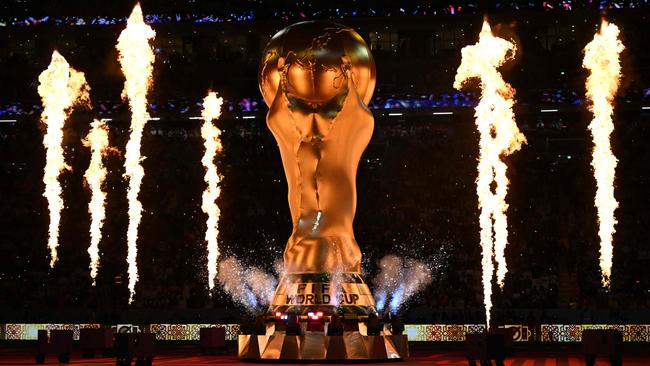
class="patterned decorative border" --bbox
[149,324,241,341]
[1,324,648,342]
[3,324,100,340]
[0,323,240,341]
[540,324,650,342]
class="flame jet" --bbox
[38,51,90,268]
[116,3,156,303]
[583,20,624,288]
[200,92,224,291]
[82,119,113,285]
[454,20,526,327]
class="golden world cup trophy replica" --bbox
[238,21,408,361]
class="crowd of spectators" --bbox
[1,1,649,28]
[1,2,650,324]
[2,87,650,119]
[4,93,476,118]
[3,103,650,324]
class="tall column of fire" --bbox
[38,51,90,268]
[116,4,156,303]
[583,20,624,288]
[200,92,224,291]
[82,119,112,285]
[454,20,526,327]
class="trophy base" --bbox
[269,272,377,316]
[240,272,408,361]
[238,331,408,361]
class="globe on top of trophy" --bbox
[258,20,376,115]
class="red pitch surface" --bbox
[0,345,649,365]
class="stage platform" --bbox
[0,344,649,365]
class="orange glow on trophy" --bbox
[259,21,378,316]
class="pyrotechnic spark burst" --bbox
[200,92,224,291]
[38,51,90,268]
[116,3,156,303]
[373,255,433,314]
[454,20,526,327]
[217,257,277,312]
[82,119,113,285]
[583,20,624,288]
[374,255,403,312]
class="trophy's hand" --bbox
[336,66,373,122]
[323,67,373,142]
[267,58,291,120]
